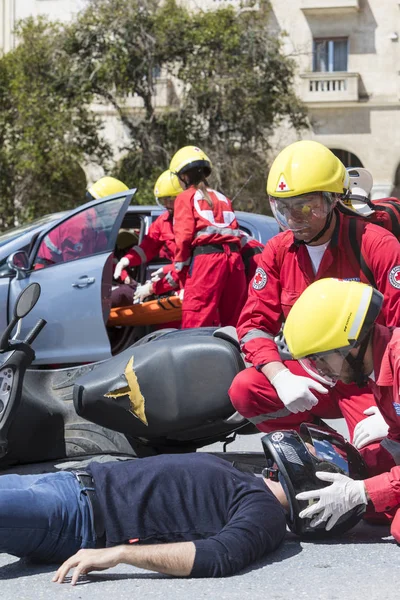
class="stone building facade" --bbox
[1,0,400,196]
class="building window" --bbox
[331,149,363,169]
[313,38,348,72]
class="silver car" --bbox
[0,189,278,365]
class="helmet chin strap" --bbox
[348,193,373,206]
[303,209,334,245]
[344,333,371,388]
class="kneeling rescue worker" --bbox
[228,140,400,482]
[284,277,400,539]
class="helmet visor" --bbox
[155,196,175,210]
[269,193,332,232]
[300,349,350,386]
[262,427,367,538]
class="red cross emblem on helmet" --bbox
[276,175,290,193]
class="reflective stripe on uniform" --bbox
[240,234,250,247]
[194,226,242,238]
[131,246,147,264]
[247,408,291,424]
[193,189,236,227]
[165,271,179,289]
[240,329,276,346]
[44,235,62,255]
[381,437,400,464]
[175,258,191,272]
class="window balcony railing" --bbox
[299,72,359,103]
[300,0,359,14]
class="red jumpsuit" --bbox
[35,209,107,267]
[173,186,247,328]
[154,232,263,295]
[122,211,176,268]
[361,326,400,537]
[228,210,400,476]
[120,211,180,295]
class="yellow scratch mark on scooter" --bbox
[105,356,148,425]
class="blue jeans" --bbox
[0,471,96,563]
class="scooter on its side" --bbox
[0,284,261,470]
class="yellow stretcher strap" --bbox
[108,296,182,326]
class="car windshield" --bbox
[0,212,66,248]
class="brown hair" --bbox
[182,167,213,208]
[196,180,213,208]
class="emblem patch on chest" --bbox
[253,267,267,290]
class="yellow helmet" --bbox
[153,170,182,200]
[87,176,129,200]
[267,141,349,198]
[283,278,383,361]
[169,146,212,178]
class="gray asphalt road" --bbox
[0,425,397,600]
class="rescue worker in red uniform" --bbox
[344,167,400,239]
[169,146,247,328]
[283,278,400,541]
[128,170,183,304]
[113,170,182,303]
[228,141,400,478]
[35,177,128,268]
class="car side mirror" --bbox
[7,251,30,280]
[14,282,41,319]
[0,283,41,351]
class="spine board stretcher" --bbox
[108,296,182,326]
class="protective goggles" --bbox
[299,347,354,386]
[269,193,333,232]
[155,196,175,210]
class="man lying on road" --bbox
[0,453,286,583]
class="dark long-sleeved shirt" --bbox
[88,453,286,577]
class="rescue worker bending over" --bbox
[35,177,129,268]
[228,140,400,483]
[284,278,400,540]
[113,170,182,304]
[169,145,247,328]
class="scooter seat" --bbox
[74,328,246,440]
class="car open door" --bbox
[8,191,135,365]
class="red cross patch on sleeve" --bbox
[253,267,267,290]
[389,265,400,289]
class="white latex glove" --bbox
[113,257,130,280]
[150,267,166,283]
[352,406,389,449]
[178,288,184,301]
[296,471,367,531]
[133,281,154,303]
[270,368,328,414]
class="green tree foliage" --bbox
[0,1,306,225]
[66,0,307,211]
[0,17,110,229]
